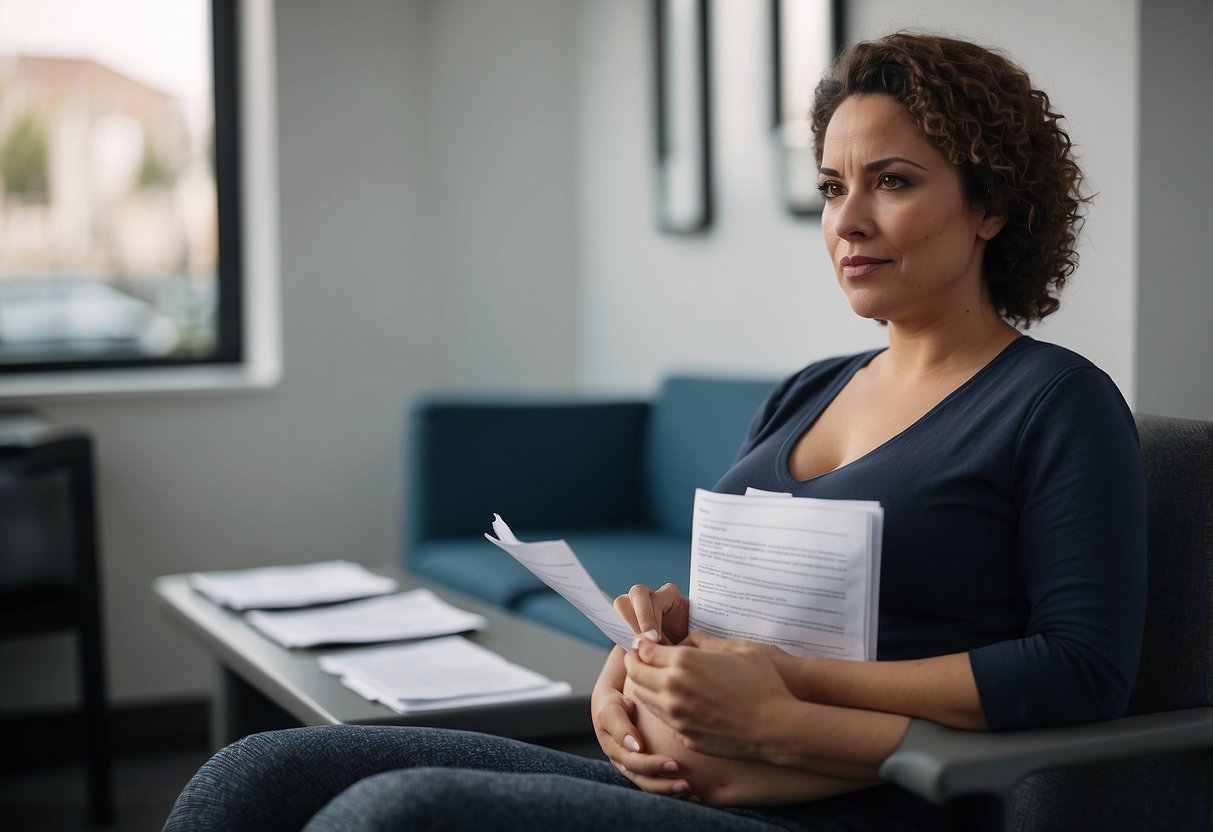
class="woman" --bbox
[163,33,1145,831]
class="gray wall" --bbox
[1136,0,1213,419]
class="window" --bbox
[0,0,274,393]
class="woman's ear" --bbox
[977,209,1008,241]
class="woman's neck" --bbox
[879,306,1021,379]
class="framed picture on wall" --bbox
[653,0,712,234]
[772,0,845,216]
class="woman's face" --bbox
[818,93,1004,328]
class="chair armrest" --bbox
[879,707,1213,804]
[404,395,650,547]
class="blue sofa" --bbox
[404,376,776,646]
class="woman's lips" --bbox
[840,256,889,279]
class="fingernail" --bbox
[641,629,660,642]
[624,735,641,752]
[662,761,679,773]
[672,781,690,794]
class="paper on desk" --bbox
[187,560,398,610]
[483,515,636,650]
[244,588,489,648]
[318,637,572,714]
[690,489,882,660]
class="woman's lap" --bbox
[161,724,913,831]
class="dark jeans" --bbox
[162,725,940,831]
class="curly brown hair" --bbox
[810,33,1088,327]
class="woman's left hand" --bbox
[622,630,795,762]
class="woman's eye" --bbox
[877,173,909,190]
[816,181,844,199]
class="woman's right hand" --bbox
[612,583,691,645]
[591,646,693,798]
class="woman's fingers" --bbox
[616,766,695,798]
[592,689,688,794]
[612,593,643,634]
[628,584,664,640]
[612,583,689,644]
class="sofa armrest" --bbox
[404,395,650,551]
[879,707,1213,804]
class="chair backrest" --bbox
[1129,413,1213,714]
[1008,413,1213,831]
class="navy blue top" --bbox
[714,336,1147,731]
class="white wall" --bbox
[426,0,579,391]
[575,0,1140,399]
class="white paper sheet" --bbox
[187,560,398,610]
[483,515,636,649]
[244,588,489,648]
[689,489,882,660]
[318,637,572,713]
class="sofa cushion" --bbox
[411,538,548,607]
[510,527,694,646]
[406,398,648,544]
[412,527,693,611]
[643,377,777,536]
[513,591,614,647]
[551,527,693,596]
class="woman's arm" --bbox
[615,583,988,731]
[624,636,913,781]
[761,639,987,730]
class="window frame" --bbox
[0,0,280,399]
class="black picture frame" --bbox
[771,0,845,216]
[653,0,712,234]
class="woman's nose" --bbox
[829,192,875,240]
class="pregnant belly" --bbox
[621,676,836,806]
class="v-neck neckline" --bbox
[780,336,1030,485]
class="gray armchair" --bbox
[880,413,1213,830]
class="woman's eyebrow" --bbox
[818,157,930,177]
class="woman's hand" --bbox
[623,630,797,762]
[612,583,691,645]
[591,647,694,798]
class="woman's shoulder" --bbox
[1001,335,1100,372]
[992,336,1123,402]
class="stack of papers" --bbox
[689,488,882,660]
[245,588,489,648]
[319,637,572,713]
[188,560,398,610]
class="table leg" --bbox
[211,667,304,749]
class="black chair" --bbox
[0,411,113,826]
[880,413,1213,831]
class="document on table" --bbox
[318,636,572,713]
[483,515,636,649]
[188,560,398,610]
[245,588,489,648]
[689,488,882,660]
